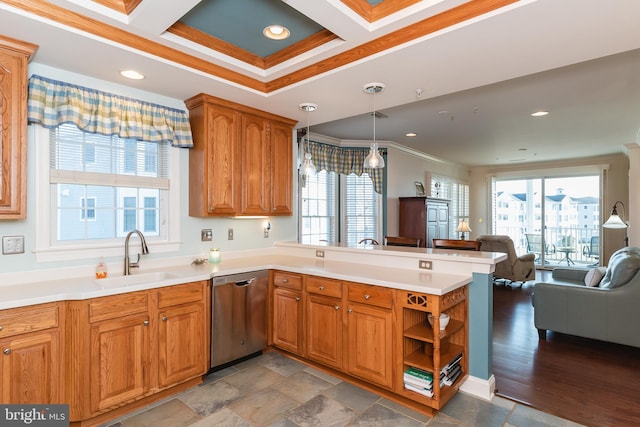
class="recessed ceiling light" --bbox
[405,132,417,137]
[263,25,290,40]
[531,111,549,117]
[120,69,144,80]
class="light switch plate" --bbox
[2,236,25,255]
[228,228,234,240]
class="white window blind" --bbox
[49,123,168,243]
[343,173,380,246]
[300,170,337,244]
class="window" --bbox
[300,171,337,244]
[81,197,96,220]
[431,174,470,238]
[35,123,179,261]
[300,172,381,244]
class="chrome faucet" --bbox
[124,230,149,275]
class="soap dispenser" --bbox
[95,257,108,279]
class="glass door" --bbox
[493,175,600,269]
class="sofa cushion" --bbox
[584,267,606,287]
[600,247,640,289]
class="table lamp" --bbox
[457,220,472,240]
[602,200,628,246]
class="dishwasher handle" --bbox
[234,277,256,287]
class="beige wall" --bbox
[468,153,630,264]
[385,144,469,236]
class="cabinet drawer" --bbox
[348,283,393,309]
[89,292,149,323]
[0,303,60,338]
[306,277,342,298]
[273,272,302,290]
[158,282,205,308]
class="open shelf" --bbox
[403,318,464,342]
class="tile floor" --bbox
[105,352,585,427]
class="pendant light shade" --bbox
[363,82,386,169]
[299,102,317,176]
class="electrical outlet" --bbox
[264,229,269,238]
[201,229,212,241]
[316,250,325,258]
[228,228,234,240]
[419,260,432,270]
[2,236,25,255]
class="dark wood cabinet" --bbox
[399,197,450,248]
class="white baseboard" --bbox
[459,375,495,401]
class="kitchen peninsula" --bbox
[0,242,504,425]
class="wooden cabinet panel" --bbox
[273,271,303,290]
[0,36,37,219]
[90,313,150,412]
[306,276,342,298]
[347,282,393,309]
[346,302,393,389]
[306,293,343,369]
[0,329,61,404]
[270,121,293,215]
[272,287,303,354]
[0,303,59,337]
[240,113,270,215]
[158,301,206,388]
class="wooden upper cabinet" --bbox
[188,100,241,216]
[186,93,296,217]
[0,36,37,219]
[270,121,293,215]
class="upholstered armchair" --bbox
[477,235,536,284]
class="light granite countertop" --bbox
[0,243,506,310]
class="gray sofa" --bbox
[533,246,640,348]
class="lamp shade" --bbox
[457,220,472,233]
[603,202,628,229]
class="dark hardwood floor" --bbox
[492,278,640,427]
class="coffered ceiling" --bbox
[1,0,640,166]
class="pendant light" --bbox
[299,102,317,176]
[363,82,386,169]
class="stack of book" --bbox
[403,367,438,397]
[441,353,463,386]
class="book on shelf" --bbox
[404,367,433,381]
[403,375,433,390]
[443,352,463,370]
[442,365,462,386]
[404,382,433,398]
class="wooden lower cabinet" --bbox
[90,312,150,412]
[345,302,393,389]
[0,302,63,404]
[305,276,343,370]
[68,281,210,424]
[271,274,468,414]
[272,286,303,355]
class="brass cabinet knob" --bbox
[335,305,340,311]
[282,278,289,283]
[364,294,370,300]
[0,325,3,332]
[347,308,353,313]
[295,297,301,302]
[319,286,325,291]
[3,348,10,355]
[162,315,167,321]
[143,320,149,326]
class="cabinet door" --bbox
[204,105,241,215]
[306,294,343,369]
[270,121,293,215]
[240,113,270,215]
[272,287,303,354]
[0,330,61,403]
[90,314,150,412]
[0,38,35,218]
[346,303,393,388]
[158,302,206,388]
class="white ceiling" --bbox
[2,0,640,166]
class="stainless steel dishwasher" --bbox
[210,270,268,369]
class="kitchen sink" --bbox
[96,271,180,287]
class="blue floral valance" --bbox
[305,140,385,194]
[27,75,193,147]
